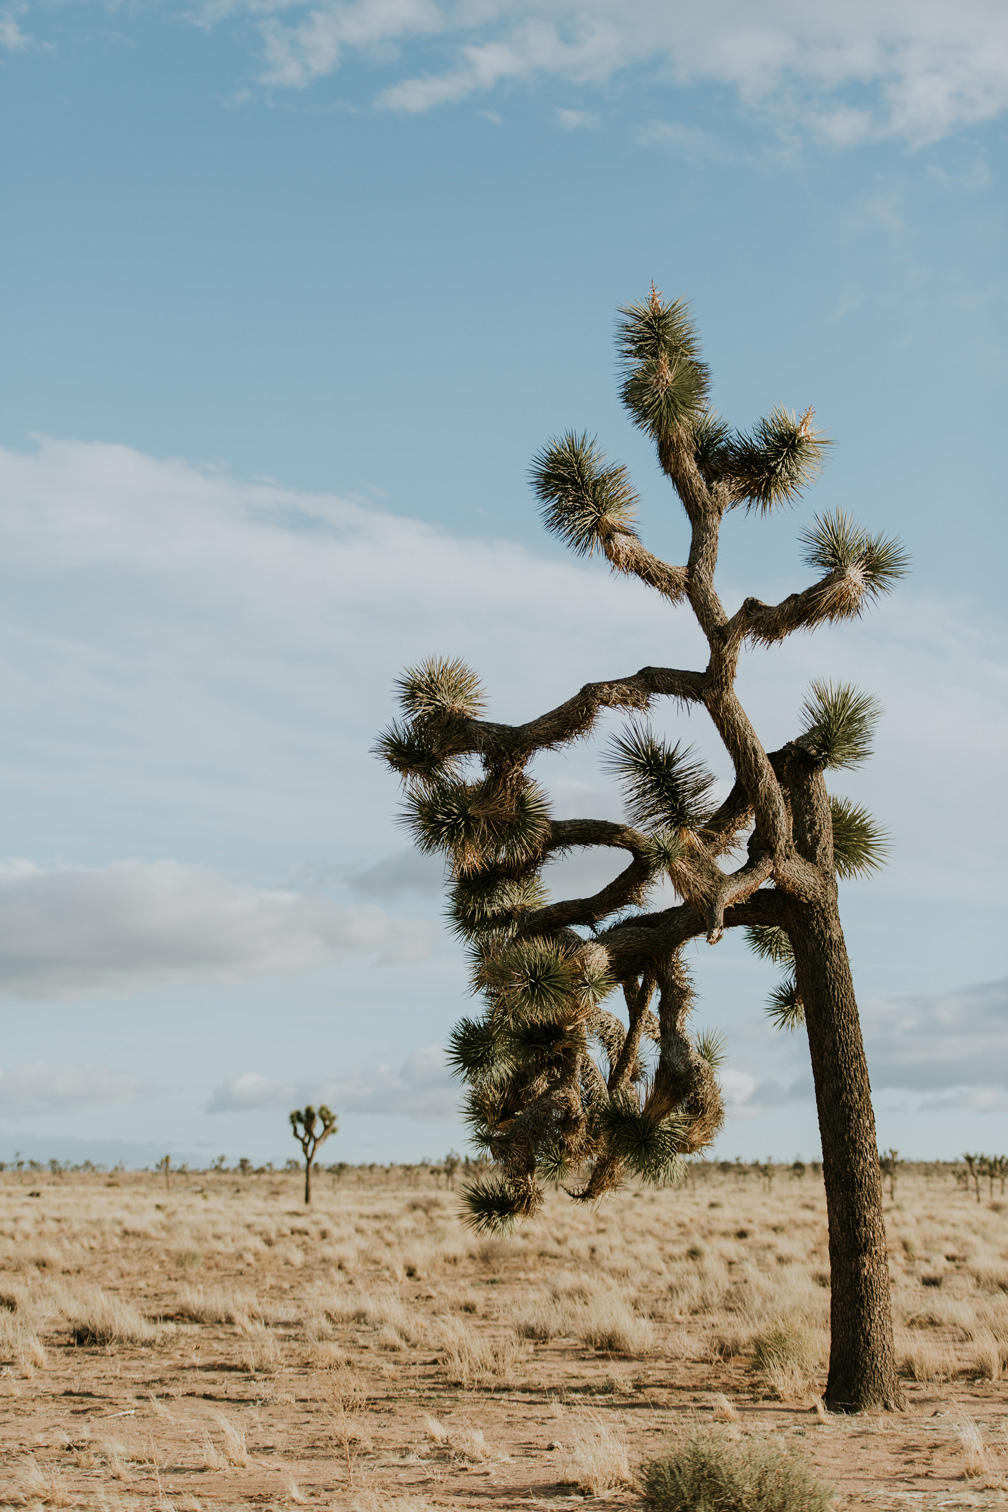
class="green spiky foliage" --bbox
[404,775,550,876]
[396,655,485,723]
[599,1097,688,1186]
[448,871,547,942]
[373,719,458,788]
[462,1175,523,1233]
[531,432,639,557]
[642,826,689,876]
[726,407,829,513]
[745,925,795,967]
[616,289,709,441]
[800,510,910,604]
[766,976,805,1031]
[696,1029,727,1070]
[606,723,715,831]
[799,681,881,770]
[830,795,890,879]
[691,409,733,482]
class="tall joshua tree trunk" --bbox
[781,753,904,1410]
[378,286,910,1412]
[790,900,903,1410]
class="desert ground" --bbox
[0,1164,1005,1510]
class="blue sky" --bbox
[0,0,1005,1167]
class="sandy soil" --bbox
[0,1168,1005,1510]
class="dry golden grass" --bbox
[0,1165,1005,1508]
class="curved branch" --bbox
[727,569,868,647]
[601,528,688,604]
[427,666,707,764]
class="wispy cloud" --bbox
[0,859,436,1001]
[555,106,599,130]
[0,4,30,51]
[0,1062,155,1108]
[211,0,1008,146]
[865,977,1008,1098]
[634,119,728,161]
[208,1044,458,1121]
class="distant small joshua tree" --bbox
[963,1152,982,1204]
[443,1151,462,1190]
[157,1154,171,1191]
[878,1148,899,1202]
[289,1105,338,1206]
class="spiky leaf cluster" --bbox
[531,433,638,557]
[766,976,805,1032]
[800,510,910,606]
[461,1176,522,1234]
[598,1097,688,1186]
[448,871,547,942]
[396,655,485,723]
[374,719,459,788]
[642,827,689,876]
[745,925,795,968]
[606,723,715,832]
[696,1029,727,1070]
[727,407,828,513]
[691,409,733,482]
[404,776,550,877]
[616,291,709,440]
[830,796,890,879]
[798,681,880,770]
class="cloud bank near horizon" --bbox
[0,859,435,1001]
[208,1044,458,1122]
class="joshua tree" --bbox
[289,1105,337,1205]
[879,1148,900,1202]
[963,1152,982,1204]
[377,287,907,1411]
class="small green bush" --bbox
[640,1427,833,1512]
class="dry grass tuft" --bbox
[19,1456,72,1507]
[65,1287,157,1346]
[216,1414,250,1468]
[561,1412,633,1495]
[710,1392,738,1421]
[953,1410,988,1480]
[238,1320,282,1374]
[576,1290,654,1354]
[177,1283,260,1326]
[899,1338,958,1383]
[749,1315,820,1399]
[436,1317,525,1387]
[640,1426,834,1511]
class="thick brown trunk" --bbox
[304,1158,312,1206]
[788,897,905,1412]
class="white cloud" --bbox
[864,977,1008,1098]
[0,4,29,51]
[555,106,598,129]
[326,1043,458,1119]
[634,120,727,161]
[217,0,1008,145]
[0,859,436,1001]
[0,1062,154,1108]
[258,0,442,88]
[209,1044,458,1121]
[207,1071,297,1112]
